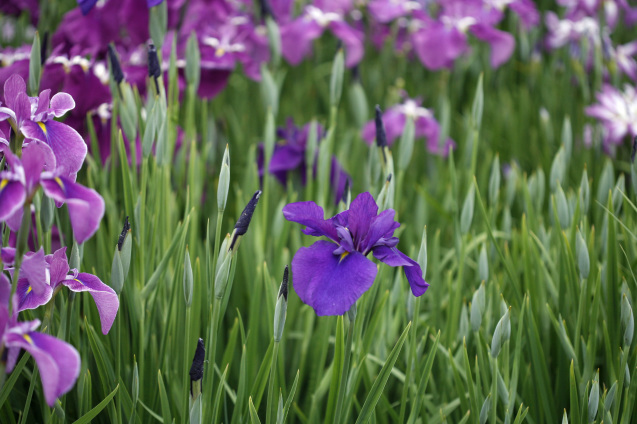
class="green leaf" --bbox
[72,384,119,424]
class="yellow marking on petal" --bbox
[23,334,34,344]
[38,122,47,135]
[26,286,32,294]
[55,177,64,189]
[340,252,349,262]
[0,179,7,191]
[216,48,226,57]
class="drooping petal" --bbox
[280,18,323,65]
[21,140,56,192]
[46,247,70,289]
[282,201,338,241]
[49,92,75,117]
[21,120,87,178]
[412,23,467,70]
[4,330,81,406]
[62,273,118,334]
[470,24,515,69]
[40,176,105,243]
[328,20,364,67]
[291,240,378,315]
[15,277,53,312]
[3,74,26,110]
[372,245,429,296]
[34,89,51,119]
[0,178,26,222]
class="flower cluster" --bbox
[585,83,637,151]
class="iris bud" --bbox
[107,44,124,85]
[576,230,590,279]
[29,32,41,95]
[273,266,289,342]
[588,372,600,422]
[329,48,344,108]
[183,248,193,308]
[580,169,590,215]
[217,145,230,212]
[488,155,500,206]
[479,394,490,424]
[491,306,511,357]
[470,283,485,332]
[621,294,634,348]
[190,338,205,401]
[230,190,262,250]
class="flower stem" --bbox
[333,314,356,424]
[266,341,280,424]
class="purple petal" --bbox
[4,331,80,406]
[46,247,70,289]
[360,209,400,254]
[347,192,378,248]
[63,273,118,334]
[21,120,87,178]
[49,93,75,117]
[291,240,378,315]
[1,247,16,265]
[280,18,323,65]
[3,74,26,110]
[412,23,467,70]
[147,0,164,7]
[328,21,364,67]
[282,201,338,241]
[34,89,51,119]
[21,140,56,192]
[16,277,53,312]
[372,246,429,296]
[13,92,31,127]
[470,24,515,68]
[269,144,304,174]
[40,176,105,243]
[19,248,48,296]
[77,0,99,15]
[0,178,26,222]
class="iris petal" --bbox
[373,245,429,296]
[63,273,118,334]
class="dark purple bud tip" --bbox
[279,265,289,301]
[117,216,130,251]
[632,137,636,164]
[40,32,49,65]
[189,338,205,385]
[335,40,343,52]
[351,65,360,83]
[342,179,350,203]
[148,43,161,80]
[234,190,262,236]
[108,44,124,84]
[386,173,392,183]
[259,0,273,20]
[374,105,387,149]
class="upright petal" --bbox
[372,245,429,296]
[360,209,400,254]
[347,192,379,248]
[63,273,118,334]
[470,24,515,68]
[40,176,105,243]
[328,21,365,67]
[292,240,377,315]
[280,18,323,65]
[4,331,81,406]
[0,178,26,222]
[282,201,338,241]
[46,247,70,289]
[3,74,26,110]
[21,120,87,178]
[49,93,75,117]
[19,248,49,296]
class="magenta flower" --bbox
[361,97,455,156]
[283,192,428,316]
[0,273,81,407]
[585,84,637,150]
[0,141,104,243]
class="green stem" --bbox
[204,298,221,421]
[333,316,355,424]
[183,307,192,421]
[266,341,280,424]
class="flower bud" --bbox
[329,48,344,107]
[185,32,201,90]
[491,306,511,357]
[562,116,572,160]
[398,116,415,171]
[111,245,125,294]
[70,241,81,270]
[273,266,288,342]
[550,147,565,193]
[29,32,41,95]
[604,381,617,413]
[190,338,205,401]
[217,145,230,212]
[588,372,600,422]
[149,0,167,48]
[375,105,388,167]
[479,394,490,424]
[230,190,262,250]
[478,244,488,282]
[118,217,132,280]
[108,44,124,85]
[576,230,590,279]
[183,248,193,308]
[621,294,634,348]
[488,155,500,206]
[348,70,368,127]
[148,43,161,94]
[470,283,486,332]
[625,363,631,388]
[580,169,590,215]
[214,235,232,300]
[460,185,475,235]
[555,183,570,229]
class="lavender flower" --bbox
[361,97,455,156]
[0,141,104,243]
[0,273,81,407]
[8,247,119,335]
[585,84,637,150]
[283,191,428,316]
[258,119,351,204]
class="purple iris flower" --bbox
[544,12,600,51]
[258,119,351,204]
[7,247,119,335]
[361,97,455,156]
[0,74,87,180]
[280,2,364,67]
[0,141,105,243]
[1,273,81,407]
[283,192,428,315]
[585,84,637,151]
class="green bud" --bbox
[185,32,201,89]
[536,167,546,211]
[562,116,572,160]
[478,244,488,282]
[305,120,318,171]
[329,48,345,108]
[479,394,490,424]
[29,32,41,96]
[417,227,427,280]
[576,230,590,279]
[217,145,230,212]
[596,160,614,208]
[612,174,625,214]
[265,17,281,69]
[149,0,167,49]
[491,306,511,357]
[458,304,469,342]
[132,358,139,405]
[488,155,500,206]
[604,381,617,413]
[273,266,289,342]
[40,195,54,233]
[505,164,518,207]
[625,364,631,388]
[470,283,486,332]
[53,400,65,420]
[398,116,415,171]
[562,410,568,424]
[471,74,484,132]
[621,294,634,348]
[214,242,232,299]
[70,241,81,270]
[183,248,193,308]
[111,245,125,294]
[556,183,570,229]
[588,373,600,422]
[580,169,590,215]
[550,147,566,193]
[376,173,393,212]
[460,185,475,235]
[497,370,509,405]
[190,394,202,424]
[142,102,159,157]
[118,217,132,280]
